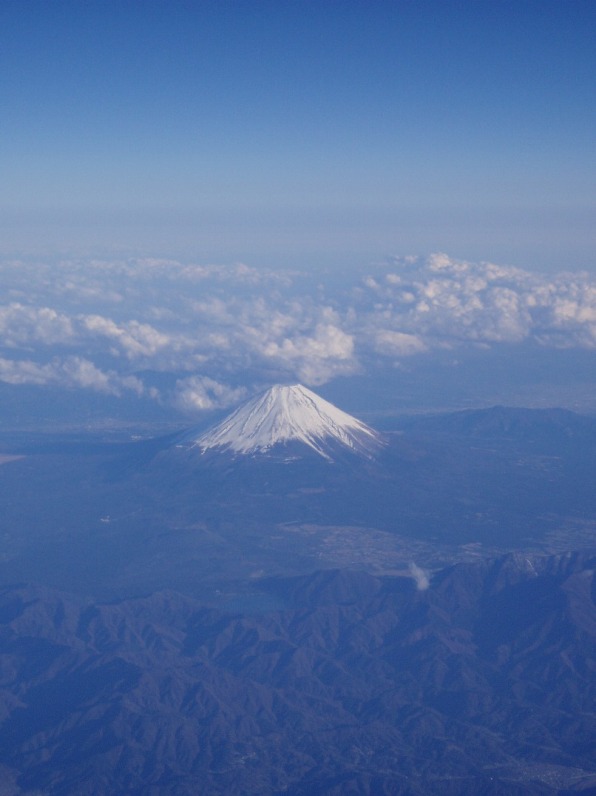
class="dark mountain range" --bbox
[397,405,596,447]
[0,551,594,795]
[0,399,595,793]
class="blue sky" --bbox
[1,0,594,270]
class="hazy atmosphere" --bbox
[2,0,594,270]
[1,0,595,428]
[1,2,595,795]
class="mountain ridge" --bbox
[0,550,594,794]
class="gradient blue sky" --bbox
[1,0,594,270]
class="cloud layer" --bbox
[1,254,595,412]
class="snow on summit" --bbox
[189,384,382,460]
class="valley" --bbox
[0,401,593,605]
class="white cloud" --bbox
[0,356,144,396]
[409,562,430,591]
[0,304,74,347]
[261,322,357,385]
[0,253,595,409]
[80,315,176,360]
[355,254,596,352]
[373,330,427,356]
[173,376,247,413]
[0,357,56,386]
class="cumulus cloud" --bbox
[0,253,595,411]
[173,376,247,413]
[354,253,596,351]
[0,356,144,396]
[0,304,74,347]
[81,315,177,360]
[261,321,356,385]
[0,358,56,387]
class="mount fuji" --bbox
[183,384,383,461]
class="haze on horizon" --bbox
[0,7,595,791]
[1,0,594,271]
[0,1,594,426]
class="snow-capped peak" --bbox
[187,384,382,460]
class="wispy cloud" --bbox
[409,562,430,591]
